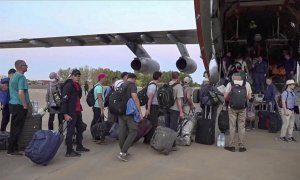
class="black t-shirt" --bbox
[122,81,137,101]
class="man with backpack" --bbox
[116,73,143,162]
[224,73,252,152]
[164,72,184,132]
[61,69,90,157]
[114,72,128,90]
[92,73,107,144]
[143,71,162,144]
[46,72,63,131]
[280,79,297,142]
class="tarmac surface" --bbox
[0,89,300,180]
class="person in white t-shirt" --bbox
[114,72,128,90]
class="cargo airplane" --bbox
[0,0,299,84]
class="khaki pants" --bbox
[228,108,246,148]
[280,109,295,138]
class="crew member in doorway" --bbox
[253,56,267,93]
[284,53,297,81]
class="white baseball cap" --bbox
[184,77,191,83]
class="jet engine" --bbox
[131,57,160,74]
[176,56,197,74]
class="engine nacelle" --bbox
[131,57,160,74]
[176,56,197,74]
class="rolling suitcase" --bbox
[18,114,42,150]
[268,103,282,133]
[109,122,119,139]
[25,121,68,165]
[195,106,215,145]
[258,103,270,130]
[134,118,152,143]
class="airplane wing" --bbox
[0,29,197,49]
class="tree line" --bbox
[57,65,200,87]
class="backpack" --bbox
[104,86,114,107]
[228,80,247,109]
[108,83,129,115]
[138,82,156,106]
[86,84,100,107]
[51,85,62,108]
[199,84,213,106]
[278,90,292,108]
[157,83,179,109]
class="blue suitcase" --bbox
[25,122,67,165]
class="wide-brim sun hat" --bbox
[286,79,295,85]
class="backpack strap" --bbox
[93,84,101,102]
[242,79,246,87]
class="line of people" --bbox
[0,59,298,161]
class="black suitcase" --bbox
[218,106,229,133]
[195,106,215,145]
[18,114,42,150]
[268,112,282,133]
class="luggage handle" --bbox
[204,106,212,120]
[58,120,70,134]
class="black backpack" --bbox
[86,84,100,107]
[104,86,114,107]
[228,80,247,109]
[137,82,156,106]
[157,83,179,109]
[199,84,213,107]
[108,83,129,115]
[51,85,62,108]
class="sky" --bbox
[0,0,204,83]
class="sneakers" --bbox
[287,137,297,142]
[7,151,23,156]
[65,150,81,157]
[117,152,128,162]
[239,147,247,152]
[224,146,235,152]
[279,137,288,142]
[76,146,90,152]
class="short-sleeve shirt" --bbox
[225,80,252,99]
[281,90,295,109]
[169,80,184,111]
[9,72,30,105]
[123,81,137,101]
[93,83,104,108]
[147,82,158,105]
